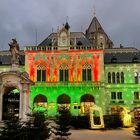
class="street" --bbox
[68,128,137,140]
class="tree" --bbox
[133,121,140,138]
[52,107,71,140]
[22,111,51,140]
[0,114,23,140]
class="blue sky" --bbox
[0,0,140,50]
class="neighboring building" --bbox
[0,15,140,120]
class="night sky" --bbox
[0,0,140,50]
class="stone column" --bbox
[0,92,3,121]
[21,85,30,121]
[26,88,30,115]
[22,90,27,120]
[19,90,23,119]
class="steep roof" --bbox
[0,50,25,65]
[86,16,105,34]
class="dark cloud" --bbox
[0,0,140,50]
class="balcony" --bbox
[25,45,94,51]
[34,81,101,88]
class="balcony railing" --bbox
[34,81,102,87]
[25,45,95,51]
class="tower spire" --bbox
[66,16,68,23]
[93,6,96,17]
[65,16,70,30]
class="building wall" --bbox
[25,49,107,116]
[104,63,140,114]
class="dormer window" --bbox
[111,56,117,63]
[77,41,82,46]
[132,56,138,63]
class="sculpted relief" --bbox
[9,39,20,64]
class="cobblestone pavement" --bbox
[67,127,137,140]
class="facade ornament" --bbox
[9,39,20,64]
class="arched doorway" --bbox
[33,94,47,112]
[2,87,20,120]
[57,94,71,111]
[80,94,94,114]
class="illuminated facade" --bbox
[0,15,140,120]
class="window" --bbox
[59,64,69,82]
[111,92,116,100]
[108,72,111,83]
[108,72,124,84]
[117,92,122,100]
[112,72,115,83]
[134,92,139,100]
[36,64,47,82]
[116,72,120,83]
[134,72,139,84]
[111,92,122,100]
[111,56,117,63]
[82,63,92,81]
[121,72,124,83]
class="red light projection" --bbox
[53,56,57,82]
[26,50,102,83]
[28,54,35,81]
[93,55,99,82]
[47,56,51,81]
[76,55,80,82]
[70,55,74,82]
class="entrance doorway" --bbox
[57,94,71,111]
[33,94,48,112]
[2,87,20,120]
[80,94,94,114]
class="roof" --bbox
[86,16,104,34]
[0,50,25,65]
[85,16,113,47]
[104,48,140,63]
[38,32,91,46]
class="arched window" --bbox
[116,72,120,83]
[59,63,69,82]
[121,72,124,83]
[57,94,71,111]
[36,63,47,82]
[112,72,115,83]
[134,72,138,84]
[80,94,94,102]
[57,94,71,104]
[108,72,111,83]
[33,94,47,112]
[82,63,92,81]
[77,41,82,46]
[100,42,103,48]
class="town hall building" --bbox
[0,14,140,125]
